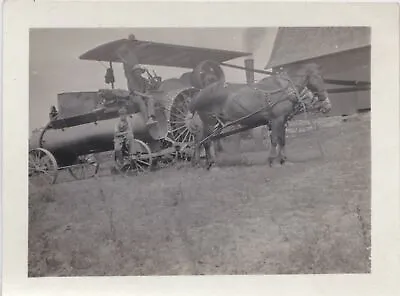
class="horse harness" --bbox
[250,72,315,130]
[256,72,310,102]
[199,72,315,144]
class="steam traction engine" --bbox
[28,35,247,184]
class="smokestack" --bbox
[242,28,267,85]
[244,57,255,84]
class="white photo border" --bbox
[2,1,399,296]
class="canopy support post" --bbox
[109,61,115,89]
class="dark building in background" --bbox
[265,27,371,116]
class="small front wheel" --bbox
[68,154,100,180]
[28,148,59,186]
[116,139,153,176]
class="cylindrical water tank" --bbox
[31,110,167,166]
[29,87,197,167]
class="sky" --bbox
[29,28,278,132]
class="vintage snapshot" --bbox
[27,27,372,277]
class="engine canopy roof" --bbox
[79,37,251,69]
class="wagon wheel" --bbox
[191,60,225,89]
[163,88,199,145]
[118,139,153,176]
[68,154,100,180]
[175,140,196,162]
[28,148,59,186]
[155,137,180,168]
[165,137,193,163]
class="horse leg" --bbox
[268,133,278,167]
[191,128,203,167]
[191,143,201,167]
[199,122,216,169]
[278,122,288,165]
[204,141,215,170]
[268,117,285,167]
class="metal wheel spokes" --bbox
[68,154,100,180]
[119,139,153,176]
[158,137,180,167]
[168,92,196,144]
[28,148,58,186]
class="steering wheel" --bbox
[191,60,225,89]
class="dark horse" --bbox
[187,63,332,169]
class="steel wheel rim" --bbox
[119,140,153,176]
[68,154,100,180]
[168,91,196,144]
[28,148,58,185]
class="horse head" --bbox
[297,63,332,114]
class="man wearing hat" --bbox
[114,106,135,165]
[117,40,158,128]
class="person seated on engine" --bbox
[114,106,135,164]
[124,64,158,127]
[115,39,158,128]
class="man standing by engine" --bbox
[116,34,158,127]
[114,106,135,166]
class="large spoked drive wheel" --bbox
[163,88,199,145]
[28,148,59,186]
[68,154,100,180]
[116,139,153,176]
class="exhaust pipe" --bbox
[244,57,255,84]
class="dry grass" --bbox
[28,113,371,276]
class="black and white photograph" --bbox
[2,2,399,296]
[28,26,371,276]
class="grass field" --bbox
[28,113,371,276]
